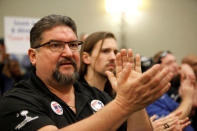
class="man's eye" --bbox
[102,49,110,53]
[69,43,78,47]
[51,43,62,48]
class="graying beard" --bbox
[53,69,79,85]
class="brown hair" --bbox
[182,55,197,65]
[79,31,116,76]
[30,14,77,48]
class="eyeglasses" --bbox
[33,40,83,52]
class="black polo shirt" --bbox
[0,71,118,131]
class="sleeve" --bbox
[146,94,179,118]
[146,102,171,118]
[0,97,55,131]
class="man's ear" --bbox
[28,48,37,66]
[82,52,91,64]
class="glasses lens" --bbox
[48,41,65,52]
[68,41,80,51]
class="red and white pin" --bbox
[51,101,63,115]
[90,100,104,112]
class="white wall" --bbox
[0,0,197,63]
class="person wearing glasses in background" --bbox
[0,14,173,131]
[182,55,197,131]
[146,51,195,131]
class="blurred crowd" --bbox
[0,38,31,95]
[141,51,197,131]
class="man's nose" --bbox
[109,52,116,60]
[61,44,73,57]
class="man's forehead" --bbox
[41,26,77,43]
[101,38,117,48]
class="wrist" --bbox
[182,95,193,103]
[112,97,135,117]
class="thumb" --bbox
[105,71,117,92]
[150,114,158,122]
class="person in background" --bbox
[0,38,7,95]
[21,54,32,79]
[153,51,181,102]
[182,55,197,131]
[79,32,117,97]
[0,38,9,72]
[141,55,191,130]
[146,50,195,131]
[0,14,172,131]
[182,55,197,79]
[0,58,25,95]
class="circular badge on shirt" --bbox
[51,101,63,115]
[90,100,104,112]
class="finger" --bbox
[116,52,122,75]
[150,83,171,102]
[181,71,185,81]
[106,71,118,92]
[139,83,170,108]
[120,49,128,69]
[135,53,142,73]
[180,117,191,129]
[181,121,191,129]
[166,116,179,127]
[150,114,158,122]
[139,64,161,84]
[159,115,176,123]
[146,67,172,89]
[180,117,189,125]
[127,49,134,69]
[118,63,133,83]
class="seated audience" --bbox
[146,50,195,131]
[0,58,25,95]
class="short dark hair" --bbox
[30,14,77,48]
[79,31,116,77]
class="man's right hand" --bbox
[107,49,173,115]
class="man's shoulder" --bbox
[0,79,45,112]
[3,79,37,97]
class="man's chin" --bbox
[60,71,74,77]
[59,67,74,73]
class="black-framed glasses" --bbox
[33,40,83,52]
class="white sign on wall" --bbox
[4,16,39,54]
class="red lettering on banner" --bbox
[8,35,24,41]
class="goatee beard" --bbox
[52,57,79,85]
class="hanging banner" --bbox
[4,16,39,54]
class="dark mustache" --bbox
[56,57,77,69]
